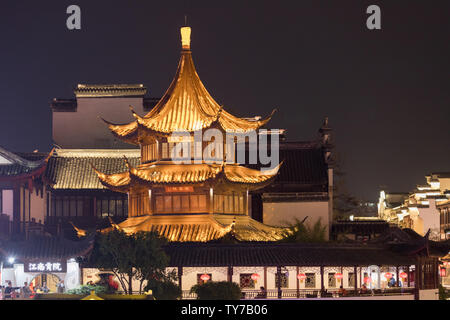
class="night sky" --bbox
[0,1,449,201]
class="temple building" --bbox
[90,26,285,241]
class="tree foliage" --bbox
[279,217,327,243]
[190,281,241,300]
[90,230,170,294]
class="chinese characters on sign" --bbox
[25,261,67,273]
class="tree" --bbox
[90,230,171,294]
[91,230,137,294]
[279,217,327,243]
[133,231,172,294]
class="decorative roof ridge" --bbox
[53,148,140,158]
[0,145,52,168]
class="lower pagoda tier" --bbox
[95,214,285,242]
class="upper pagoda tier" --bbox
[104,27,275,145]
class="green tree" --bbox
[133,231,172,294]
[91,230,137,294]
[279,217,327,243]
[190,281,241,300]
[90,230,171,294]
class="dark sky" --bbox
[0,1,449,201]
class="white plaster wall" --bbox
[183,267,228,291]
[419,289,439,300]
[30,191,46,224]
[1,189,13,219]
[53,97,145,149]
[418,200,440,240]
[263,201,329,239]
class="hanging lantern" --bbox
[334,273,343,280]
[440,268,446,277]
[297,273,306,281]
[200,274,210,281]
[384,272,393,280]
[251,273,260,281]
[399,272,408,279]
[364,276,371,283]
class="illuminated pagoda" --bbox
[91,27,284,242]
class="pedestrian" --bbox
[21,282,32,299]
[57,280,65,294]
[4,281,15,299]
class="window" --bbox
[348,272,355,287]
[154,194,208,214]
[213,193,245,214]
[305,273,316,288]
[239,274,255,289]
[328,273,336,288]
[275,272,289,288]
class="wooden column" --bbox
[178,266,183,291]
[296,266,300,298]
[276,266,282,299]
[264,267,267,290]
[227,266,233,282]
[407,265,411,288]
[320,266,325,295]
[414,259,420,300]
[354,265,358,294]
[396,266,400,287]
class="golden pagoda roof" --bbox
[95,214,285,242]
[104,27,275,143]
[92,161,282,192]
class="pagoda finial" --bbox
[180,26,191,50]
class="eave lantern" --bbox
[251,273,260,281]
[334,273,343,280]
[297,273,306,281]
[399,272,408,279]
[363,276,371,284]
[440,268,446,278]
[200,274,210,281]
[384,272,393,280]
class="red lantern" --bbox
[364,276,371,283]
[297,273,306,281]
[251,273,260,281]
[200,274,210,281]
[399,272,408,279]
[334,273,343,280]
[440,268,446,277]
[384,272,393,280]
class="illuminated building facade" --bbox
[378,173,450,240]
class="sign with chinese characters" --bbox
[24,260,67,273]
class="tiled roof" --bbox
[0,234,94,260]
[258,142,328,193]
[45,149,140,189]
[0,147,49,178]
[164,242,415,267]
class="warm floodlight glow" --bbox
[181,27,191,49]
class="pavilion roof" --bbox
[92,161,282,192]
[95,214,285,242]
[104,27,275,144]
[164,242,416,267]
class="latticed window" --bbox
[305,273,316,288]
[328,273,336,288]
[275,272,289,288]
[348,272,355,287]
[239,274,255,289]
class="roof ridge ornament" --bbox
[181,26,191,50]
